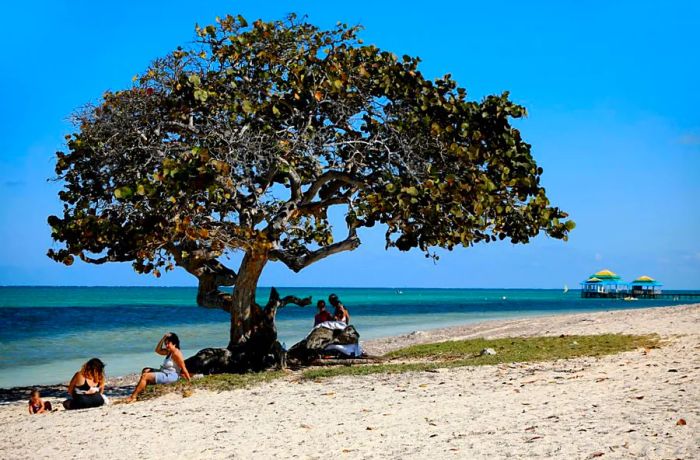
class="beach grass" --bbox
[384,333,658,361]
[141,333,658,398]
[300,333,659,380]
[141,370,286,400]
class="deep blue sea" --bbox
[0,286,696,388]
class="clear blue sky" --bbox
[0,1,698,288]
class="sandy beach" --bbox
[1,303,698,459]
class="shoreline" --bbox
[1,303,698,458]
[2,302,698,401]
[3,289,697,388]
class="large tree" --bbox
[48,14,573,372]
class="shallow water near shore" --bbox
[0,286,696,388]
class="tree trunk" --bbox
[229,249,268,347]
[185,249,284,375]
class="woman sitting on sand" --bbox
[125,332,191,403]
[64,358,107,410]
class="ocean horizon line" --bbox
[1,285,571,289]
[2,285,700,291]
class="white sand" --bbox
[2,304,698,459]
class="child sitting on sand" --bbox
[28,389,52,414]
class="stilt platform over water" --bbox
[581,291,700,300]
[578,269,698,300]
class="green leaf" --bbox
[194,89,209,101]
[405,186,419,197]
[188,75,201,86]
[49,18,572,281]
[114,186,133,200]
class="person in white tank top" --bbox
[125,332,191,403]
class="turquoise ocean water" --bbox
[0,286,696,388]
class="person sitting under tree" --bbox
[329,294,350,324]
[125,333,191,403]
[314,300,333,325]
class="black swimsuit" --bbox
[70,379,104,409]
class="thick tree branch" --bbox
[287,167,302,202]
[261,287,312,328]
[267,166,323,232]
[264,287,312,310]
[195,259,238,284]
[279,294,312,307]
[301,171,366,204]
[197,287,233,312]
[168,245,236,282]
[269,227,360,272]
[168,244,237,311]
[78,252,124,264]
[297,195,351,215]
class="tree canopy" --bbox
[48,14,573,327]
